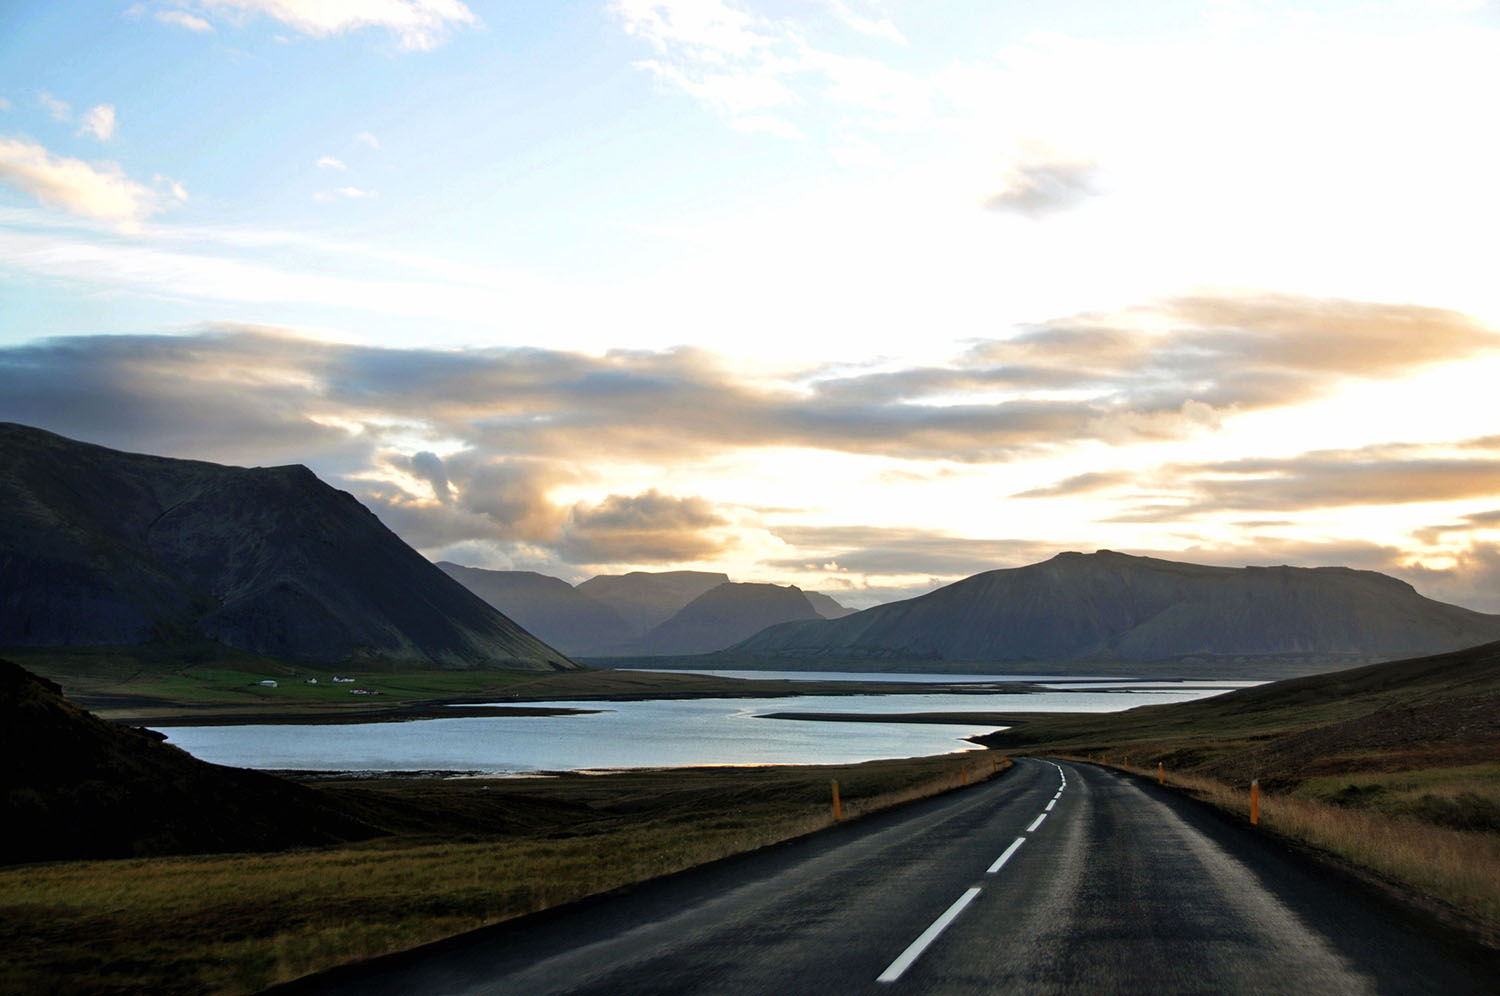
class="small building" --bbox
[258,680,278,688]
[304,678,318,684]
[332,676,356,683]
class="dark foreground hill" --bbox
[0,423,573,669]
[733,550,1500,667]
[437,563,632,656]
[978,639,1500,780]
[0,659,377,863]
[613,582,823,656]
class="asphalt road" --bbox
[275,758,1498,995]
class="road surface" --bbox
[272,757,1497,995]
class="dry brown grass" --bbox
[1054,755,1500,938]
[0,752,1008,996]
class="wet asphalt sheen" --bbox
[269,758,1499,996]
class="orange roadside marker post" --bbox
[831,780,842,821]
[1158,762,1164,785]
[1250,779,1260,825]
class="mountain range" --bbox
[441,566,855,657]
[0,423,573,670]
[732,550,1500,666]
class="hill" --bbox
[437,563,632,656]
[806,591,857,619]
[613,582,823,656]
[733,550,1500,668]
[575,571,730,638]
[977,639,1500,782]
[0,659,377,863]
[0,423,573,670]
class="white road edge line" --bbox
[987,836,1026,874]
[1026,812,1047,833]
[877,887,983,984]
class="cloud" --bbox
[0,297,1490,477]
[0,137,165,231]
[558,489,730,564]
[820,0,904,44]
[1403,542,1500,614]
[983,157,1100,218]
[77,104,116,142]
[315,155,347,170]
[314,185,374,201]
[1013,470,1136,499]
[406,450,451,502]
[356,131,380,149]
[967,294,1499,413]
[612,0,928,134]
[156,9,214,31]
[194,0,478,50]
[1170,444,1500,512]
[153,173,190,201]
[38,92,71,122]
[765,526,1066,577]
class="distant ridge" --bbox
[436,563,632,656]
[0,423,574,669]
[612,581,823,657]
[576,571,730,638]
[733,550,1500,666]
[439,567,858,657]
[806,591,857,619]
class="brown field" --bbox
[0,751,1008,996]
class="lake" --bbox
[156,673,1254,774]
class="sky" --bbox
[2,0,1499,611]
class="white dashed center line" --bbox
[987,836,1026,874]
[876,888,984,983]
[875,759,1072,984]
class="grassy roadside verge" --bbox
[1058,754,1500,945]
[0,751,1009,996]
[972,643,1500,946]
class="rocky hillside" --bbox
[0,423,573,669]
[733,550,1500,665]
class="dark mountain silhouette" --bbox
[0,423,573,669]
[575,571,730,638]
[436,563,632,656]
[733,550,1500,665]
[613,582,823,656]
[806,591,856,619]
[0,659,378,863]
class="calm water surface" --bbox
[157,676,1253,774]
